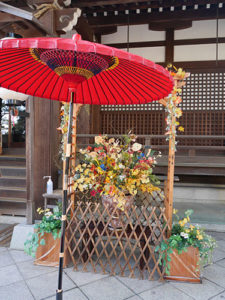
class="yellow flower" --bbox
[189,225,195,230]
[178,126,184,132]
[173,209,178,214]
[197,235,203,240]
[183,218,188,224]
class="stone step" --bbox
[0,166,26,177]
[0,197,27,203]
[0,176,26,188]
[0,187,26,198]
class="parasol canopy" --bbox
[0,34,173,105]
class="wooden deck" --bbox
[156,155,225,177]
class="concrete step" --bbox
[0,197,26,203]
[0,177,26,188]
[0,187,26,198]
[0,166,26,177]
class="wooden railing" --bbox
[76,134,225,154]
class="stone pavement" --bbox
[0,231,224,300]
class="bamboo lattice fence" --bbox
[65,188,169,280]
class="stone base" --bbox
[10,223,35,250]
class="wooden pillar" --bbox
[70,104,82,212]
[165,28,174,65]
[165,115,176,231]
[8,106,12,147]
[26,97,34,224]
[26,97,60,224]
[90,105,101,134]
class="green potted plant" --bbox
[155,209,217,282]
[24,205,66,267]
[73,134,161,229]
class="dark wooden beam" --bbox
[75,15,94,42]
[165,29,174,64]
[149,21,192,31]
[83,0,222,13]
[174,37,225,45]
[105,37,225,49]
[13,20,46,37]
[105,40,165,48]
[73,0,154,7]
[161,60,225,70]
[74,0,222,9]
[94,26,117,35]
[0,11,23,22]
[88,6,225,27]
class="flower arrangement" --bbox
[24,206,62,257]
[162,65,190,151]
[73,134,161,209]
[155,209,217,275]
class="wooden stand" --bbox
[164,247,201,283]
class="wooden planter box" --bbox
[34,232,69,267]
[164,247,202,283]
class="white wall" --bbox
[101,20,225,63]
[101,24,165,43]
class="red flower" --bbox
[90,190,97,197]
[87,146,92,151]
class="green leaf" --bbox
[40,239,45,246]
[155,245,160,252]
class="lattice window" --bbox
[181,72,225,111]
[99,70,225,145]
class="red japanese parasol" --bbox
[0,34,174,300]
[0,34,173,104]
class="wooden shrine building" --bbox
[0,0,224,224]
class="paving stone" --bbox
[216,259,225,268]
[9,249,33,263]
[204,265,225,288]
[217,240,225,253]
[170,278,224,300]
[0,264,23,287]
[139,283,193,300]
[0,249,14,268]
[80,276,135,300]
[116,276,162,294]
[26,271,75,300]
[44,287,88,300]
[213,249,225,263]
[65,267,108,286]
[0,247,7,253]
[210,290,225,299]
[17,260,57,280]
[0,281,34,300]
[209,232,225,241]
[125,296,143,300]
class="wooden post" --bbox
[159,98,176,232]
[165,114,176,231]
[70,104,83,212]
[8,106,12,148]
